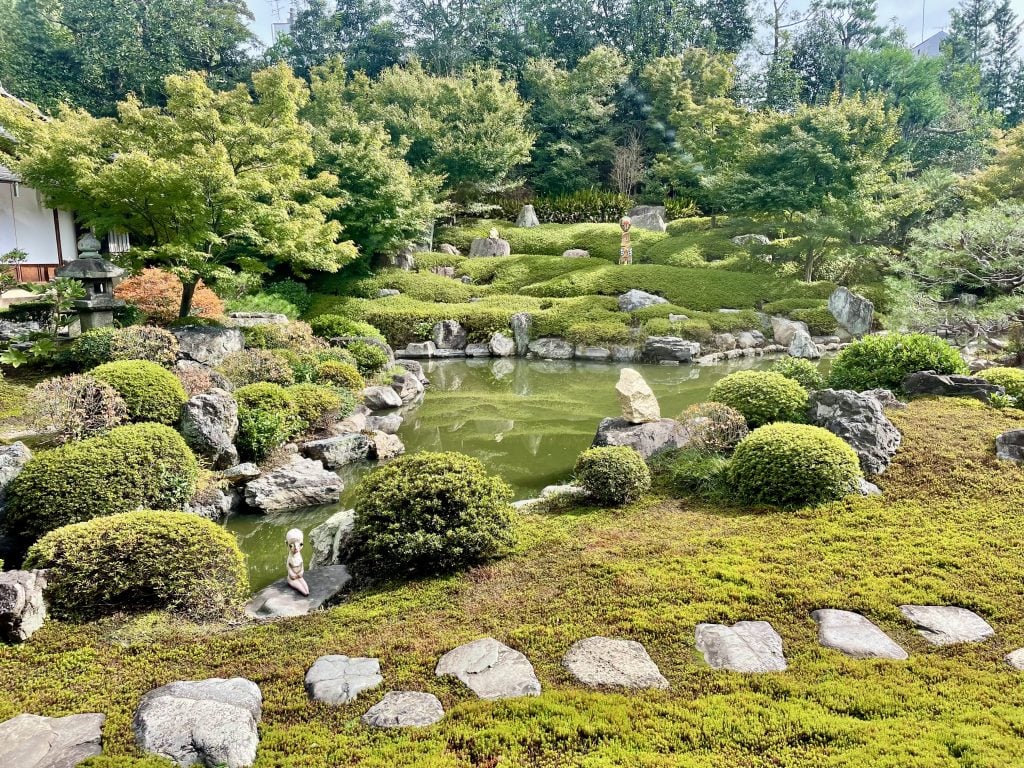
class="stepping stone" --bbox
[0,712,105,768]
[899,605,995,646]
[361,691,444,729]
[305,655,383,705]
[244,565,351,620]
[811,609,908,660]
[134,677,261,768]
[1006,649,1024,670]
[562,636,669,689]
[694,621,787,673]
[435,637,541,700]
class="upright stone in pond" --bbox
[563,636,669,689]
[899,605,995,646]
[468,228,511,257]
[807,389,901,475]
[180,388,239,470]
[309,509,354,567]
[435,637,541,700]
[618,289,668,312]
[0,569,47,643]
[510,313,532,356]
[516,204,539,228]
[489,331,515,357]
[361,692,444,729]
[431,319,467,350]
[244,565,351,619]
[787,330,821,360]
[828,286,874,336]
[301,433,372,469]
[134,677,261,768]
[0,712,105,768]
[995,429,1024,462]
[243,456,342,513]
[770,316,808,346]
[811,609,908,660]
[391,371,424,403]
[305,655,383,705]
[694,621,787,673]
[616,368,660,423]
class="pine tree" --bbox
[984,0,1023,115]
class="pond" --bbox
[227,355,825,590]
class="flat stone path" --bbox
[305,655,382,705]
[436,637,541,700]
[899,605,995,646]
[361,692,444,728]
[563,636,669,689]
[812,609,908,660]
[0,712,105,768]
[695,621,787,673]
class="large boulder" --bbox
[0,712,105,768]
[616,368,660,423]
[528,337,574,359]
[489,332,515,357]
[0,441,31,505]
[309,509,354,567]
[468,234,511,258]
[787,330,821,360]
[362,385,403,411]
[770,316,808,346]
[0,569,47,643]
[391,371,424,403]
[244,565,351,620]
[437,243,460,256]
[402,341,436,359]
[902,371,1003,402]
[305,655,382,705]
[618,289,668,312]
[243,456,342,513]
[731,234,770,246]
[642,337,701,363]
[301,433,372,469]
[593,417,688,459]
[133,677,261,768]
[180,388,239,470]
[435,637,541,700]
[627,205,667,232]
[510,313,532,356]
[828,287,874,336]
[515,204,539,228]
[431,320,467,350]
[173,327,245,367]
[807,389,901,475]
[185,487,235,522]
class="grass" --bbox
[3,397,1024,765]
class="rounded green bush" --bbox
[67,327,116,368]
[828,333,967,392]
[574,446,652,505]
[351,452,515,576]
[217,349,296,388]
[3,423,200,539]
[287,383,351,431]
[708,370,809,428]
[977,367,1024,401]
[234,383,300,460]
[728,423,862,507]
[90,360,187,425]
[315,360,365,391]
[25,510,248,620]
[770,358,826,390]
[347,340,390,375]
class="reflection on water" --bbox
[227,355,819,589]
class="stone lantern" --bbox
[56,232,125,331]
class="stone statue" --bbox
[286,528,309,596]
[619,217,633,265]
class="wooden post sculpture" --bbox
[619,217,633,265]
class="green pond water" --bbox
[227,355,818,590]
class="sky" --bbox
[244,0,1024,47]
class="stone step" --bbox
[694,620,787,673]
[435,637,541,699]
[563,636,669,689]
[899,605,995,646]
[362,691,444,728]
[811,609,908,660]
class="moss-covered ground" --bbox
[3,396,1024,766]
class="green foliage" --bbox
[439,220,668,262]
[346,341,389,375]
[226,293,302,319]
[90,360,187,425]
[789,306,839,335]
[977,367,1024,400]
[678,401,749,454]
[286,383,348,431]
[828,332,968,392]
[241,321,321,353]
[108,325,180,367]
[350,452,515,576]
[709,370,809,427]
[25,511,248,620]
[665,448,732,499]
[519,189,633,224]
[3,423,199,539]
[728,423,862,507]
[309,314,385,341]
[315,360,365,391]
[573,446,652,506]
[67,327,117,369]
[217,349,296,388]
[234,383,300,460]
[265,279,313,315]
[770,358,827,390]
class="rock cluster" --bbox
[807,389,901,475]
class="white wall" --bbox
[0,182,77,264]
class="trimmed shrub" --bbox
[667,449,731,499]
[574,446,652,506]
[115,268,224,324]
[217,349,296,388]
[67,327,117,368]
[109,325,179,367]
[347,341,389,375]
[315,360,365,391]
[728,423,862,507]
[90,360,187,426]
[27,374,128,443]
[3,423,200,539]
[242,321,323,353]
[226,292,300,319]
[265,279,312,314]
[770,358,827,390]
[350,452,515,576]
[678,402,749,455]
[234,383,300,460]
[287,383,349,432]
[25,511,247,620]
[977,367,1024,401]
[789,306,839,336]
[828,333,967,392]
[709,370,809,428]
[310,313,386,341]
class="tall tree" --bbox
[0,65,357,316]
[984,0,1022,116]
[695,0,754,54]
[946,0,995,69]
[792,0,882,103]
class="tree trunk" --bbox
[179,278,198,319]
[803,247,816,282]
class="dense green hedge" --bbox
[25,510,248,620]
[350,452,515,576]
[438,220,669,261]
[3,423,200,539]
[828,333,967,392]
[728,423,862,507]
[709,371,809,427]
[90,360,187,425]
[574,446,651,505]
[770,358,827,390]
